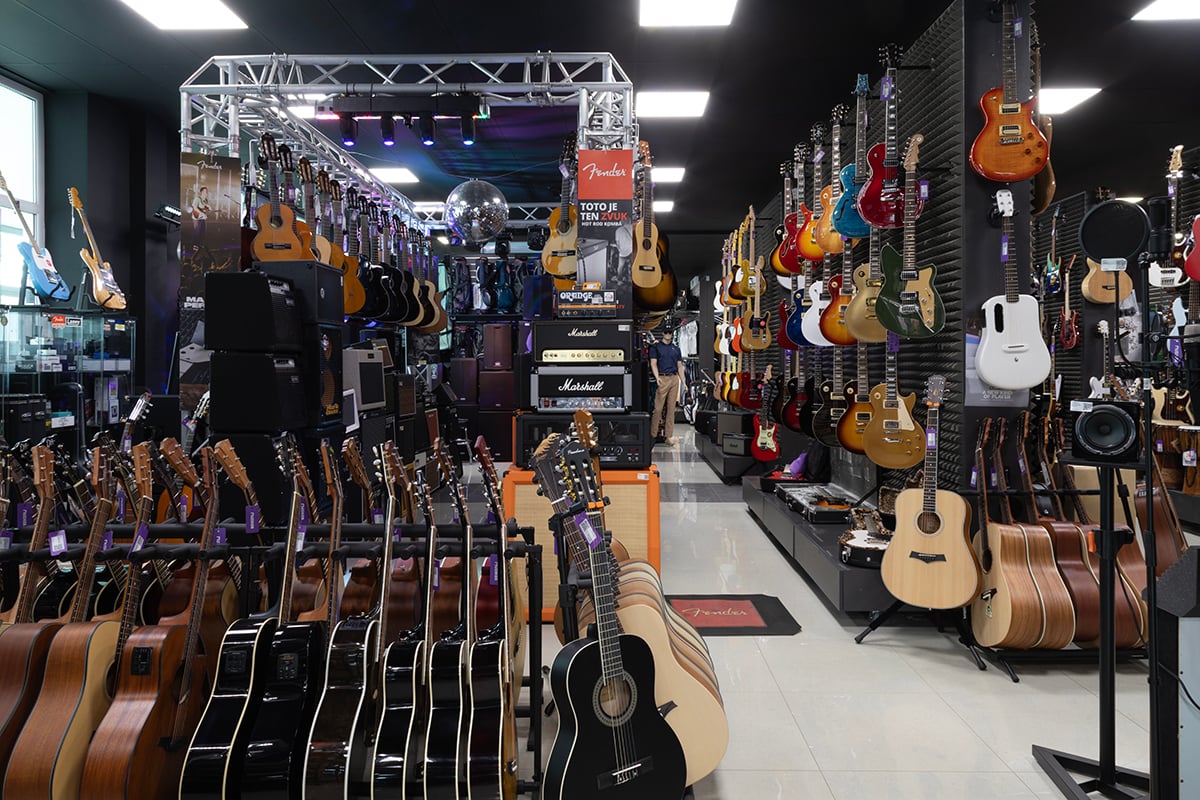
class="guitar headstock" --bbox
[330,179,343,204]
[879,42,902,68]
[32,444,55,503]
[793,143,810,165]
[297,156,315,185]
[92,446,116,505]
[1097,319,1110,339]
[193,391,210,424]
[160,437,200,487]
[472,435,504,520]
[132,441,153,503]
[291,442,315,504]
[127,391,153,425]
[572,409,600,452]
[561,132,578,167]
[320,439,343,504]
[1168,145,1184,179]
[995,188,1015,218]
[924,374,946,408]
[559,439,602,512]
[342,436,373,496]
[853,73,870,97]
[831,103,851,126]
[810,123,826,150]
[748,204,757,229]
[214,438,257,505]
[637,140,652,167]
[316,168,332,197]
[779,161,792,177]
[277,144,295,174]
[259,132,279,164]
[902,134,924,173]
[68,186,83,211]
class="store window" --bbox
[0,76,44,305]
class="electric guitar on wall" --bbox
[1058,255,1079,349]
[1162,145,1195,284]
[801,255,836,347]
[751,366,781,462]
[1030,21,1057,215]
[813,105,850,255]
[880,376,981,610]
[543,132,579,279]
[857,44,923,229]
[0,169,69,300]
[812,346,849,448]
[819,234,858,346]
[968,0,1050,182]
[739,207,772,351]
[974,188,1052,390]
[631,140,663,289]
[796,124,827,262]
[837,342,873,454]
[68,187,128,309]
[771,160,803,280]
[862,332,925,469]
[250,132,305,262]
[831,74,872,239]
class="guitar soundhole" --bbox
[592,673,637,728]
[916,511,941,534]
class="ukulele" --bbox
[975,189,1052,390]
[875,135,944,338]
[738,208,772,351]
[542,133,579,278]
[968,0,1050,182]
[630,141,663,290]
[881,376,981,609]
[250,133,305,261]
[80,448,221,799]
[837,342,873,454]
[296,156,333,264]
[1058,255,1079,349]
[1030,22,1057,215]
[68,186,128,309]
[750,366,781,462]
[830,74,872,239]
[862,332,924,469]
[797,124,827,262]
[813,105,850,254]
[0,169,69,299]
[857,45,924,229]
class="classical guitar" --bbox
[796,124,827,262]
[812,106,850,255]
[536,440,687,800]
[631,140,663,290]
[831,74,872,239]
[751,366,781,462]
[1030,22,1057,215]
[543,132,579,278]
[862,332,924,469]
[975,189,1052,390]
[812,346,849,448]
[837,342,873,454]
[391,216,423,324]
[298,157,333,264]
[317,169,345,269]
[413,233,448,333]
[329,178,369,315]
[881,376,981,609]
[80,448,221,800]
[874,135,944,339]
[0,169,69,300]
[250,133,305,261]
[738,208,772,351]
[857,45,923,229]
[968,0,1050,182]
[819,235,858,346]
[68,186,128,309]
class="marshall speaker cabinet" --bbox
[532,321,634,364]
[531,366,633,412]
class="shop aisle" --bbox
[537,425,1153,800]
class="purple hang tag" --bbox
[131,523,147,553]
[17,502,33,527]
[116,486,126,520]
[486,509,497,525]
[989,467,998,488]
[245,504,261,534]
[0,530,12,552]
[214,526,227,546]
[489,554,499,585]
[813,148,825,164]
[1168,182,1177,198]
[919,180,929,200]
[101,530,113,552]
[926,429,937,449]
[881,75,894,101]
[49,530,67,557]
[887,331,901,353]
[1017,455,1026,475]
[1156,438,1165,453]
[552,536,558,556]
[1000,235,1010,263]
[558,162,570,179]
[394,519,404,544]
[121,435,132,455]
[371,508,384,525]
[179,494,189,518]
[298,498,309,526]
[1013,16,1023,37]
[969,466,979,489]
[1170,338,1184,366]
[433,559,441,591]
[575,512,602,550]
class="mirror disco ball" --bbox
[444,179,509,244]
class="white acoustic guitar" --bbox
[975,189,1051,390]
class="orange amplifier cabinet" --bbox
[502,465,661,621]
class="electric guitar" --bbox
[812,346,849,448]
[1059,255,1079,349]
[819,235,858,346]
[751,366,780,462]
[974,189,1052,390]
[738,208,772,351]
[780,349,807,434]
[631,140,663,290]
[1163,145,1196,283]
[862,331,924,469]
[798,357,822,438]
[543,133,579,278]
[770,160,803,280]
[785,146,813,346]
[968,0,1050,182]
[801,255,835,347]
[831,74,872,239]
[0,169,69,299]
[250,132,305,262]
[796,124,827,262]
[875,135,945,338]
[68,186,128,309]
[1044,204,1064,295]
[881,376,982,609]
[857,44,923,229]
[836,342,873,454]
[812,106,850,255]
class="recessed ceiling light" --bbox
[413,202,446,214]
[640,0,737,26]
[287,105,316,119]
[1116,196,1145,203]
[636,91,709,118]
[1133,1,1200,20]
[653,200,675,213]
[369,168,419,184]
[1038,87,1101,114]
[652,167,685,183]
[118,0,247,30]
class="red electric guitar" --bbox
[750,367,781,462]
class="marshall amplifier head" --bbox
[531,366,632,412]
[532,321,634,364]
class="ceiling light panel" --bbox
[1038,87,1101,114]
[640,0,737,26]
[636,91,710,118]
[118,0,247,30]
[369,168,419,184]
[1133,1,1200,20]
[652,167,685,183]
[653,200,675,212]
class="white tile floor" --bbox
[527,425,1160,800]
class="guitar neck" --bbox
[829,123,842,202]
[901,164,919,278]
[884,67,898,162]
[922,405,939,511]
[278,487,304,623]
[1002,213,1019,303]
[2,184,39,246]
[76,204,105,265]
[68,493,114,623]
[14,497,55,622]
[856,342,869,390]
[114,498,154,672]
[325,492,344,633]
[855,90,868,173]
[1001,1,1018,105]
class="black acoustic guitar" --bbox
[533,437,686,800]
[390,214,422,324]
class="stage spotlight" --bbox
[381,115,396,146]
[339,115,358,147]
[417,115,435,146]
[461,116,476,146]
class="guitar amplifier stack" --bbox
[529,321,643,415]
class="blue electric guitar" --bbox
[831,74,872,239]
[0,170,69,300]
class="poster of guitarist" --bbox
[187,185,211,243]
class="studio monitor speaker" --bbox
[1072,400,1141,465]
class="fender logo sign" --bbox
[577,149,634,200]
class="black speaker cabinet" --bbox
[718,410,754,441]
[479,371,516,410]
[514,411,652,469]
[210,352,306,432]
[298,324,343,427]
[391,415,417,463]
[1072,400,1142,465]
[358,411,395,463]
[2,395,49,442]
[451,357,479,403]
[477,410,514,462]
[204,271,303,353]
[255,260,344,324]
[483,323,514,371]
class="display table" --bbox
[698,433,763,484]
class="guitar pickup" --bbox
[550,249,577,257]
[830,409,845,421]
[855,413,871,422]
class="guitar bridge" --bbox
[597,757,653,789]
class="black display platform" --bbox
[1169,489,1200,532]
[743,476,897,613]
[698,433,763,484]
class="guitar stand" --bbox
[854,601,992,673]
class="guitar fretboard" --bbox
[1001,1,1018,107]
[1002,212,1019,304]
[922,403,940,513]
[901,155,919,280]
[883,65,899,170]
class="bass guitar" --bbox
[631,141,663,290]
[812,106,850,255]
[543,133,579,279]
[830,74,872,239]
[857,45,923,229]
[0,169,69,299]
[68,186,128,309]
[881,376,981,609]
[862,332,924,469]
[968,0,1050,182]
[250,133,305,262]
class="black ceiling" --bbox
[2,0,1197,280]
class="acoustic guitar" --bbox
[836,342,873,455]
[296,156,333,264]
[325,178,365,313]
[830,74,872,239]
[0,169,69,300]
[631,141,663,290]
[968,0,1050,182]
[68,186,128,309]
[542,133,579,278]
[250,133,305,262]
[880,376,981,609]
[1080,255,1134,306]
[812,105,850,255]
[317,170,345,269]
[857,45,923,229]
[862,332,924,469]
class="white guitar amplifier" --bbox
[531,366,633,412]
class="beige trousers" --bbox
[651,374,681,439]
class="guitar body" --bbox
[424,640,467,799]
[634,263,678,313]
[968,91,1050,182]
[738,371,760,411]
[836,394,872,455]
[79,625,206,800]
[801,282,834,347]
[844,263,888,342]
[0,622,62,766]
[303,616,378,798]
[831,165,871,238]
[179,617,279,797]
[308,232,334,265]
[776,301,798,351]
[632,222,663,289]
[750,416,781,462]
[464,639,518,800]
[251,204,305,262]
[342,263,367,315]
[543,206,579,277]
[856,143,922,229]
[544,634,686,800]
[798,375,820,437]
[881,489,979,609]
[370,638,424,794]
[1080,258,1134,304]
[785,285,809,345]
[4,620,120,799]
[811,380,844,448]
[812,186,844,254]
[1038,522,1101,644]
[975,294,1053,390]
[78,250,127,310]
[17,241,70,300]
[738,310,772,351]
[228,622,322,798]
[862,386,924,469]
[781,377,805,433]
[1017,523,1076,648]
[1186,215,1200,280]
[776,213,803,274]
[795,204,824,262]
[818,275,855,346]
[970,523,1044,649]
[874,244,945,338]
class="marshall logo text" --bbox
[558,379,607,393]
[567,328,598,337]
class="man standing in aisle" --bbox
[649,329,685,445]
